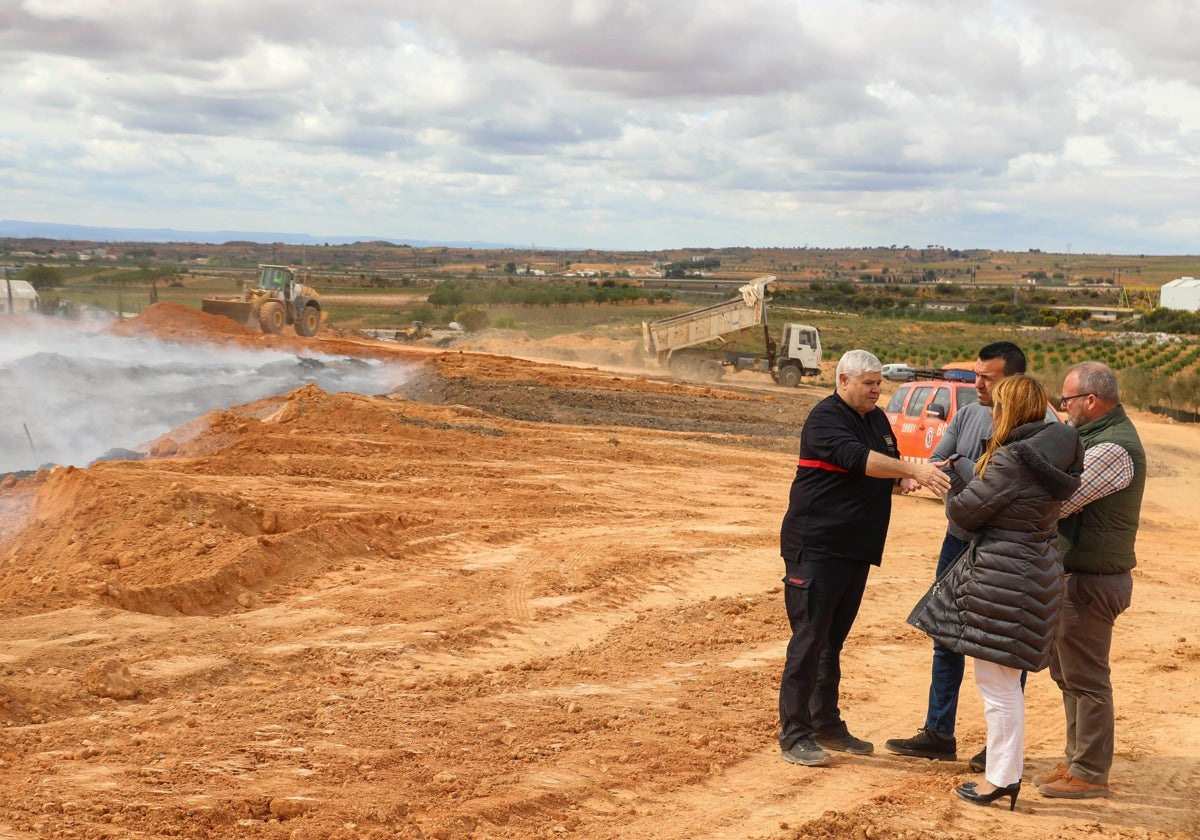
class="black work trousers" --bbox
[777,555,870,750]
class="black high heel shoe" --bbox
[955,780,1020,810]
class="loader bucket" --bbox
[201,299,256,326]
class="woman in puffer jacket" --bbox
[909,375,1083,811]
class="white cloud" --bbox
[0,0,1198,251]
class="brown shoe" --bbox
[1033,763,1069,786]
[1038,774,1111,799]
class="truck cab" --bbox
[775,323,823,387]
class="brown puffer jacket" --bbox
[908,420,1084,672]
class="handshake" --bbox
[898,458,954,497]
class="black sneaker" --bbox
[817,732,874,755]
[781,736,831,767]
[969,747,986,772]
[884,728,957,761]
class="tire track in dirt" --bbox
[4,311,1199,839]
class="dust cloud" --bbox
[0,319,402,473]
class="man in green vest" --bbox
[1036,362,1146,799]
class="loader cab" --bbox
[259,265,295,297]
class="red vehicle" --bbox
[885,371,1064,463]
[884,379,979,463]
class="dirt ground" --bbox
[0,304,1197,840]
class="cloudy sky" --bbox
[2,0,1198,253]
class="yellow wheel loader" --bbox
[201,265,323,337]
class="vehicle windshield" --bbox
[260,267,290,289]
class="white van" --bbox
[881,363,915,382]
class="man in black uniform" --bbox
[778,350,951,767]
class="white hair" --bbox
[836,349,882,380]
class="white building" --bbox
[1161,276,1200,312]
[2,278,40,314]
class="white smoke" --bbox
[0,319,406,474]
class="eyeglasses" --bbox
[1059,393,1094,408]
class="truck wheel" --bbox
[699,360,724,382]
[778,365,802,388]
[295,305,320,337]
[669,355,699,379]
[259,301,286,334]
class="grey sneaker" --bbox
[781,737,831,766]
[816,732,874,755]
[884,727,957,760]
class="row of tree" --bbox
[12,263,184,289]
[427,279,672,308]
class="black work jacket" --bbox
[780,393,900,566]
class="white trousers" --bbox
[974,658,1024,787]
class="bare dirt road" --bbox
[0,304,1197,839]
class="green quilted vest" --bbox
[1058,406,1145,573]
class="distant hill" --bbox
[0,219,517,250]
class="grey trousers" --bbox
[1048,570,1133,784]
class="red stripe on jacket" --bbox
[796,457,849,473]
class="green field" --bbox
[24,268,1200,418]
[34,270,431,328]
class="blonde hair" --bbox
[976,375,1050,478]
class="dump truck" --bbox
[641,276,821,387]
[201,265,323,337]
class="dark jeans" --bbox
[925,533,970,734]
[925,532,1026,736]
[778,556,870,750]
